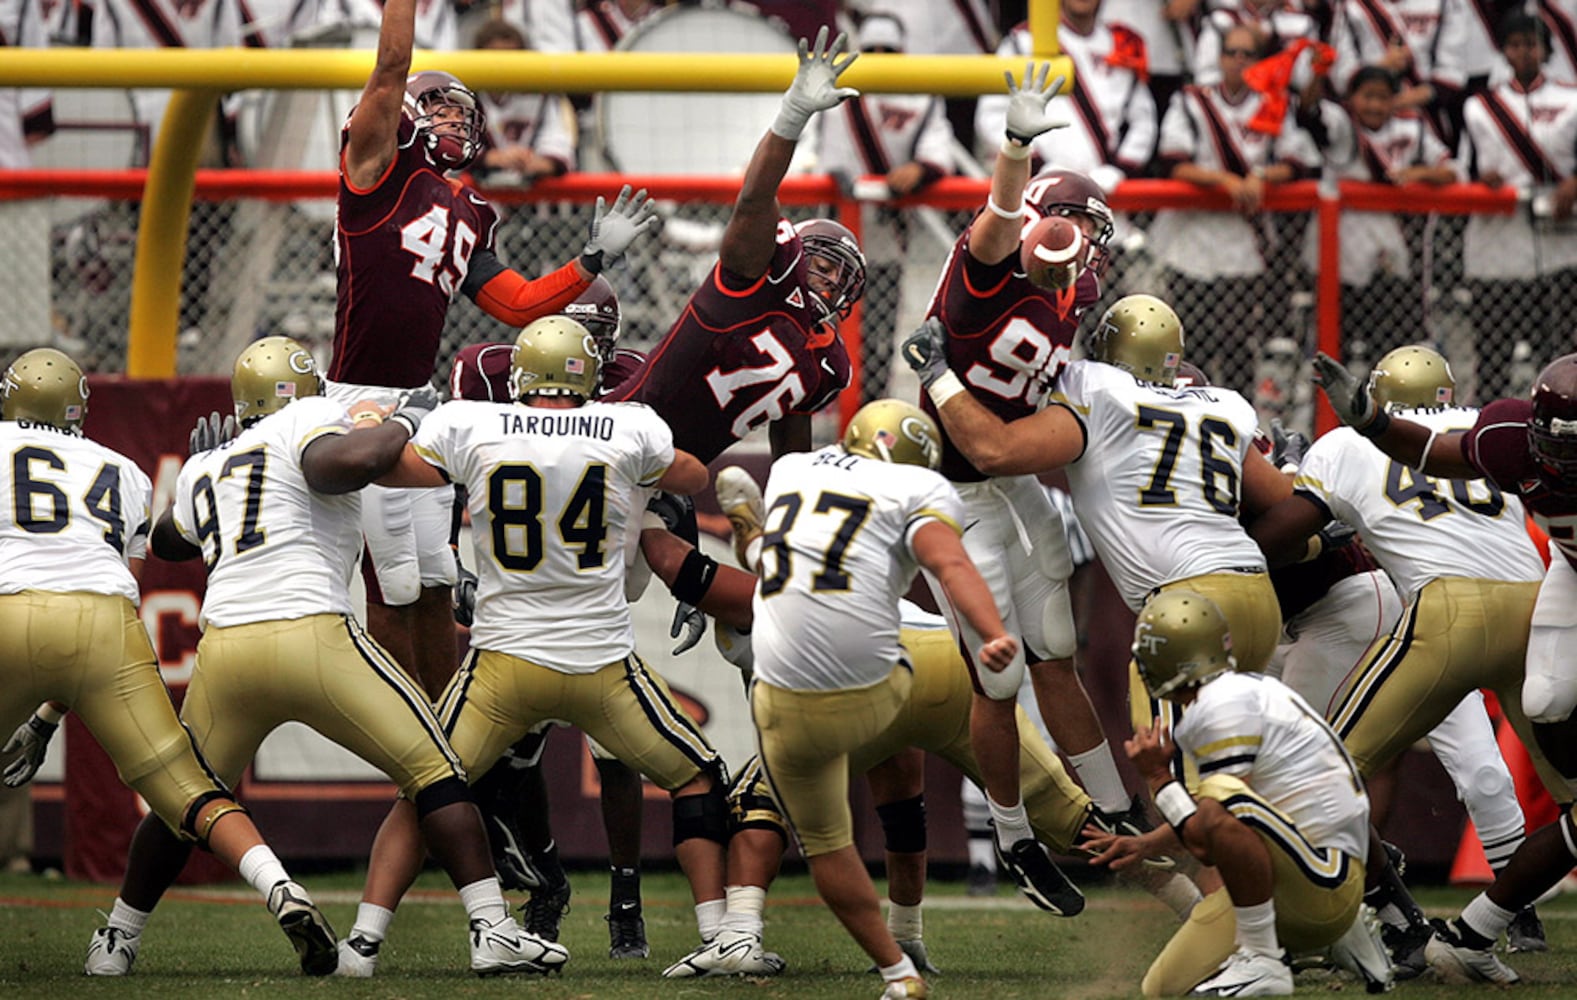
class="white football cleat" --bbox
[1328,906,1395,994]
[1424,920,1520,985]
[470,916,570,976]
[714,466,764,569]
[1190,948,1293,997]
[880,974,930,998]
[267,880,338,976]
[335,935,380,977]
[84,925,140,976]
[661,929,786,978]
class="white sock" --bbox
[458,877,510,927]
[719,885,766,937]
[696,898,727,942]
[1235,900,1279,958]
[987,794,1033,849]
[880,954,919,982]
[107,898,150,936]
[1461,893,1517,941]
[887,901,922,941]
[350,903,395,944]
[236,845,291,904]
[1069,741,1131,814]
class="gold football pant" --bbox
[437,648,720,791]
[752,664,912,857]
[1329,577,1558,792]
[181,614,463,796]
[1140,774,1364,997]
[0,591,222,837]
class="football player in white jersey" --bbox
[905,295,1292,728]
[746,398,1017,1000]
[73,337,566,979]
[1250,345,1552,967]
[1083,590,1391,997]
[336,317,733,973]
[0,349,334,976]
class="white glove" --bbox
[2,711,59,788]
[1004,63,1069,147]
[771,26,860,140]
[581,185,659,274]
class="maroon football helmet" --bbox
[794,218,867,323]
[1022,168,1115,277]
[1531,353,1577,489]
[560,275,621,360]
[404,71,485,171]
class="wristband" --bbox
[986,195,1026,220]
[389,413,420,437]
[999,137,1033,161]
[579,249,605,276]
[37,703,65,725]
[1355,408,1391,439]
[926,369,968,409]
[1155,781,1197,831]
[350,409,384,426]
[1301,534,1324,563]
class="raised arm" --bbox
[1311,352,1481,478]
[901,317,1085,475]
[656,449,709,496]
[720,27,858,278]
[302,389,437,494]
[969,63,1068,266]
[342,0,415,190]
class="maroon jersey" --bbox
[920,226,1101,482]
[333,118,501,389]
[1464,398,1577,570]
[605,221,850,463]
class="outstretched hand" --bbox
[1310,352,1378,431]
[583,185,660,273]
[1004,62,1069,146]
[771,26,860,140]
[188,410,237,457]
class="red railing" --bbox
[0,171,1522,431]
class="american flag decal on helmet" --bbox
[874,428,897,450]
[275,381,297,398]
[566,357,585,374]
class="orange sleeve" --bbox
[473,260,592,327]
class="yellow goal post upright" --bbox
[0,0,1064,378]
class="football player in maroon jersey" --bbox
[602,27,865,462]
[1312,350,1577,983]
[333,0,657,701]
[903,64,1151,911]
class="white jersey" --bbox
[814,93,954,182]
[1294,408,1545,600]
[1177,671,1371,859]
[0,0,51,170]
[173,396,360,629]
[411,399,673,672]
[0,421,150,602]
[480,90,577,172]
[1193,0,1320,88]
[1054,361,1266,610]
[1330,0,1468,96]
[753,446,964,692]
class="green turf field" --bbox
[3,868,1576,997]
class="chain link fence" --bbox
[4,182,1573,437]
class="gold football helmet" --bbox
[1132,589,1236,700]
[842,398,942,470]
[2,348,89,433]
[232,336,324,426]
[509,316,601,401]
[1369,345,1455,411]
[1088,294,1184,384]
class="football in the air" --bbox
[1020,215,1087,291]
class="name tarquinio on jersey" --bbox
[500,411,615,440]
